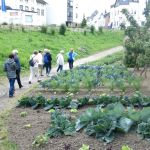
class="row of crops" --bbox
[40,65,142,93]
[17,92,150,147]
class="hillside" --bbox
[0,28,123,75]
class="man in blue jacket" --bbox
[12,49,23,88]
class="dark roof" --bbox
[0,5,12,10]
[112,0,139,8]
[36,0,47,5]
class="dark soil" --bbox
[7,71,150,150]
[8,107,150,150]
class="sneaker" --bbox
[29,81,31,84]
[9,95,14,98]
[19,85,23,89]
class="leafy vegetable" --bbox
[46,111,75,138]
[32,134,48,147]
[79,144,89,150]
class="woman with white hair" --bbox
[56,50,64,72]
[12,49,23,88]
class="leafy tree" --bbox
[90,25,95,34]
[81,16,87,28]
[59,24,66,35]
[121,6,150,69]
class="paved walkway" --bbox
[0,46,123,112]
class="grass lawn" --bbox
[87,51,124,66]
[0,28,123,76]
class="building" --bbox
[46,0,84,26]
[110,0,146,28]
[87,10,111,30]
[0,0,47,26]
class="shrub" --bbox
[83,30,87,36]
[120,23,126,30]
[41,25,48,33]
[98,26,103,33]
[81,17,87,28]
[90,25,95,34]
[21,26,25,32]
[50,27,55,35]
[59,24,66,35]
[9,24,13,32]
[2,22,8,25]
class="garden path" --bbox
[0,46,123,112]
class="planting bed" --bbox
[7,70,150,150]
[8,106,150,150]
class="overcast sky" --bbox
[80,0,116,16]
[45,0,116,16]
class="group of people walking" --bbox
[3,48,77,98]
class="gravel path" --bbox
[0,46,123,112]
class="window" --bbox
[25,6,29,11]
[31,7,34,11]
[41,9,44,16]
[25,15,33,23]
[76,13,78,18]
[20,0,23,2]
[19,5,23,10]
[70,1,73,6]
[37,9,40,15]
[25,0,28,3]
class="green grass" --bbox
[0,28,123,75]
[87,51,124,66]
[0,110,18,150]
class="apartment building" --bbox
[46,0,83,26]
[0,0,47,25]
[110,0,146,28]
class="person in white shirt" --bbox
[37,50,44,76]
[56,50,64,72]
[29,50,40,84]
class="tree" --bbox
[59,24,66,35]
[81,16,87,28]
[121,8,147,68]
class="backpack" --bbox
[29,55,35,67]
[44,54,49,63]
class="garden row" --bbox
[17,92,150,110]
[40,65,142,93]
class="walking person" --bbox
[29,50,40,84]
[4,54,17,98]
[67,48,77,70]
[43,49,52,76]
[56,50,64,72]
[37,50,44,76]
[12,49,23,88]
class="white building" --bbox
[46,0,84,26]
[87,10,111,30]
[0,0,47,26]
[110,0,146,28]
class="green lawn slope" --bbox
[0,28,123,75]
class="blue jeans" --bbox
[9,78,15,97]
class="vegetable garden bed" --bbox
[6,66,150,150]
